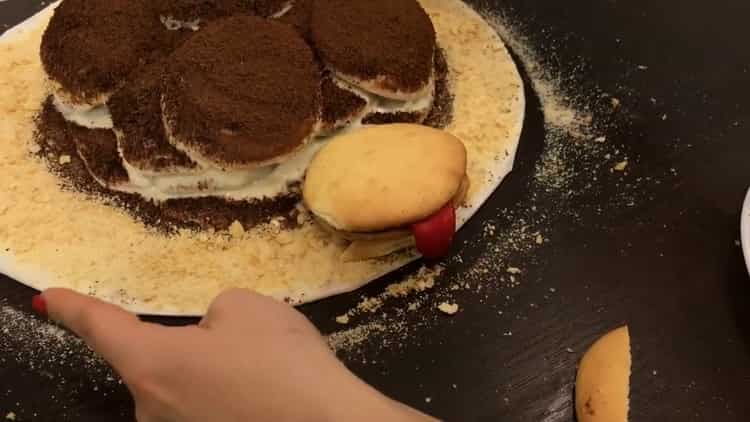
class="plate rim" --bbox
[741,188,750,276]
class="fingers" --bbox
[199,288,268,330]
[41,288,154,369]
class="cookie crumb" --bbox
[613,160,628,172]
[228,220,245,237]
[506,267,522,274]
[335,314,350,325]
[58,154,72,165]
[437,302,459,315]
[5,412,16,421]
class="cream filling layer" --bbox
[51,69,435,202]
[116,139,324,202]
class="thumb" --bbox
[39,288,152,369]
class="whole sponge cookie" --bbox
[161,15,320,170]
[40,0,167,108]
[311,0,436,101]
[303,124,467,232]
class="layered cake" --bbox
[0,0,525,312]
[36,0,453,230]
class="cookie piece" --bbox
[303,124,467,232]
[576,326,632,422]
[161,15,320,170]
[311,0,436,101]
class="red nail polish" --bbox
[31,294,48,318]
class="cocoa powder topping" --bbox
[40,0,168,103]
[162,15,320,167]
[311,0,436,93]
[108,61,197,172]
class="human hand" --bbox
[34,288,436,422]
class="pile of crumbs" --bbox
[333,265,444,325]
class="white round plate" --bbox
[741,188,750,275]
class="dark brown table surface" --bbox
[2,0,749,421]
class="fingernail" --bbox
[31,294,48,318]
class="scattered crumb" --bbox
[594,136,607,143]
[613,161,629,172]
[228,220,245,238]
[58,154,71,165]
[335,314,350,325]
[535,234,544,244]
[425,397,432,403]
[506,267,522,274]
[610,98,620,109]
[5,412,16,421]
[437,302,459,315]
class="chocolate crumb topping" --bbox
[255,0,292,17]
[422,47,454,129]
[162,15,320,168]
[320,73,368,132]
[34,99,127,187]
[72,125,131,187]
[277,0,314,40]
[362,112,425,126]
[311,0,436,94]
[108,61,197,173]
[155,0,255,22]
[40,0,168,103]
[34,98,300,232]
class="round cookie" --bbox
[40,0,167,109]
[161,15,321,170]
[108,61,197,174]
[576,326,632,422]
[303,124,467,232]
[311,0,436,101]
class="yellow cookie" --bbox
[304,124,467,232]
[576,326,632,422]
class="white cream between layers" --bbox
[118,137,325,202]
